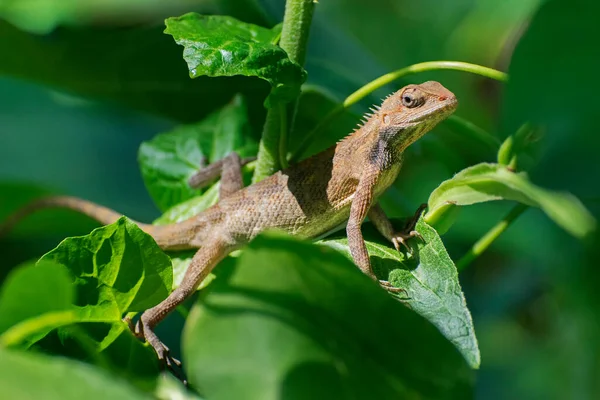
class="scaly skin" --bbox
[0,81,457,366]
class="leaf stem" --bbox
[456,203,528,271]
[291,61,507,162]
[253,0,316,182]
[345,61,507,108]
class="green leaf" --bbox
[38,217,172,346]
[154,185,220,226]
[169,251,215,291]
[183,234,473,399]
[164,13,307,106]
[139,95,256,212]
[320,219,480,369]
[0,260,75,347]
[496,123,540,169]
[425,163,596,238]
[0,348,151,399]
[0,256,159,386]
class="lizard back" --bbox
[186,116,403,248]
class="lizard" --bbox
[0,81,457,367]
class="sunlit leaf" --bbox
[321,219,480,368]
[38,217,172,348]
[164,13,307,105]
[139,95,256,211]
[426,163,596,238]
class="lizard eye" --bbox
[401,91,424,108]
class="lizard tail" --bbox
[0,196,153,237]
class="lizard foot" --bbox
[391,230,424,253]
[391,203,427,253]
[379,280,405,294]
[134,318,182,370]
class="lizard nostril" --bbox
[439,95,447,101]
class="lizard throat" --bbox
[387,105,455,152]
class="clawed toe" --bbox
[408,230,424,242]
[391,230,423,254]
[132,318,183,371]
[379,280,405,293]
[156,344,182,369]
[391,236,407,252]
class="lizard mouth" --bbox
[413,97,458,123]
[395,96,458,151]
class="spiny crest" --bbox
[336,101,382,145]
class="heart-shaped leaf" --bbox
[38,217,172,348]
[0,252,160,384]
[164,13,307,106]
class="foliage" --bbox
[1,0,599,399]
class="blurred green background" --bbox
[1,0,599,398]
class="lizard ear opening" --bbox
[382,114,391,125]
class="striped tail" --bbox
[0,196,152,237]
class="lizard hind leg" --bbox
[368,203,426,253]
[393,203,427,251]
[218,152,245,199]
[187,152,255,200]
[134,238,233,368]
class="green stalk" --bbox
[343,61,506,107]
[278,0,315,67]
[253,105,286,182]
[456,204,528,271]
[290,61,507,162]
[253,0,316,182]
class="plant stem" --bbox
[279,0,315,68]
[456,204,528,271]
[253,0,315,182]
[278,103,289,169]
[253,105,286,182]
[290,60,507,162]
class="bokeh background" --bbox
[1,0,599,398]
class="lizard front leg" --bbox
[347,173,402,293]
[368,203,426,252]
[134,238,233,368]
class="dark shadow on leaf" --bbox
[195,253,471,398]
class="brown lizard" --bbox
[0,81,457,366]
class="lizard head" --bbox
[377,81,458,151]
